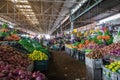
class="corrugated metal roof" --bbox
[0,0,79,34]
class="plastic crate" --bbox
[27,62,34,72]
[85,57,92,66]
[65,47,71,55]
[75,50,79,60]
[86,66,102,80]
[93,59,103,69]
[73,49,77,59]
[103,76,112,80]
[65,46,67,52]
[71,49,77,58]
[81,51,85,62]
[103,66,112,79]
[102,66,118,80]
[86,67,93,80]
[117,73,120,80]
[77,50,85,62]
[69,48,71,56]
[94,68,102,80]
[77,50,81,61]
[68,48,71,55]
[111,72,118,80]
[85,57,103,69]
[66,48,68,54]
[71,49,74,57]
[34,60,48,71]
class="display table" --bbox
[65,47,86,62]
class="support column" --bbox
[70,10,74,43]
[70,21,74,41]
[60,24,62,34]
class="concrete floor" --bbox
[46,51,87,80]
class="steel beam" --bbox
[71,0,103,21]
[26,0,81,3]
[50,0,66,34]
[0,13,68,17]
[0,3,6,10]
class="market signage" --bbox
[77,22,96,31]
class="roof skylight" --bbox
[20,9,33,12]
[11,0,28,3]
[10,0,39,25]
[71,0,88,14]
[16,5,31,8]
[26,14,35,16]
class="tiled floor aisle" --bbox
[46,51,87,80]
